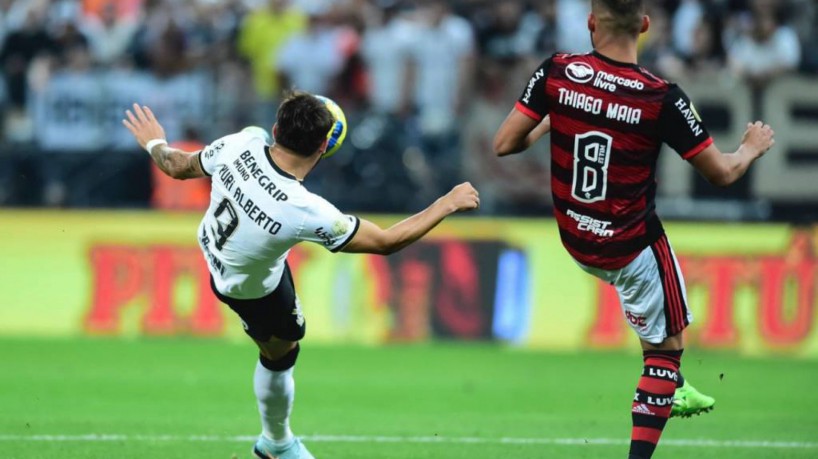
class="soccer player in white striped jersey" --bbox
[124,92,479,459]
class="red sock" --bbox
[629,350,682,459]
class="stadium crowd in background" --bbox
[0,0,816,210]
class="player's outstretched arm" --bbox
[342,182,480,256]
[122,103,206,180]
[493,111,552,157]
[689,121,775,187]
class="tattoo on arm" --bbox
[150,145,205,180]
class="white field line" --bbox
[0,434,815,449]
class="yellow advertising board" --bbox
[0,211,816,357]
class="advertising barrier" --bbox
[0,211,816,357]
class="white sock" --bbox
[253,361,295,447]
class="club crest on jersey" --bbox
[566,62,594,84]
[331,219,349,237]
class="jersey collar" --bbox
[265,146,300,182]
[591,50,640,70]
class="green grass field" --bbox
[0,338,816,459]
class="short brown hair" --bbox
[275,91,334,157]
[592,0,645,35]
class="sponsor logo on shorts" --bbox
[566,62,594,84]
[626,311,647,328]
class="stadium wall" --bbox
[0,211,816,358]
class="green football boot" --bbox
[671,380,715,418]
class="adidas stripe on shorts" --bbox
[577,234,693,344]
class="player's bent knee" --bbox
[641,332,684,351]
[259,342,300,371]
[256,337,297,360]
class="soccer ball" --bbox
[315,95,347,158]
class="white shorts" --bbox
[577,234,693,344]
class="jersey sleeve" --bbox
[515,57,553,122]
[197,136,230,177]
[658,85,714,160]
[298,197,361,253]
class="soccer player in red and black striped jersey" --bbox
[493,1,775,458]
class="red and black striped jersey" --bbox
[516,51,713,270]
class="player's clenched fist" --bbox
[743,121,775,157]
[444,182,480,212]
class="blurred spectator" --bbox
[185,1,243,67]
[151,20,188,76]
[555,0,592,53]
[475,1,539,61]
[672,0,704,58]
[322,1,368,108]
[81,1,138,66]
[408,0,475,134]
[237,0,305,102]
[523,0,558,56]
[0,7,52,110]
[34,41,102,205]
[32,41,102,152]
[0,5,52,143]
[639,4,686,79]
[727,0,801,89]
[128,2,190,77]
[404,0,475,198]
[462,58,550,215]
[0,0,14,44]
[52,20,89,63]
[685,19,725,76]
[277,4,346,95]
[360,0,414,115]
[791,0,818,72]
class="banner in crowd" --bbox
[32,70,213,151]
[0,211,816,357]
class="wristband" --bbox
[145,139,168,154]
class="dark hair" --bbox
[274,91,334,157]
[592,0,645,35]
